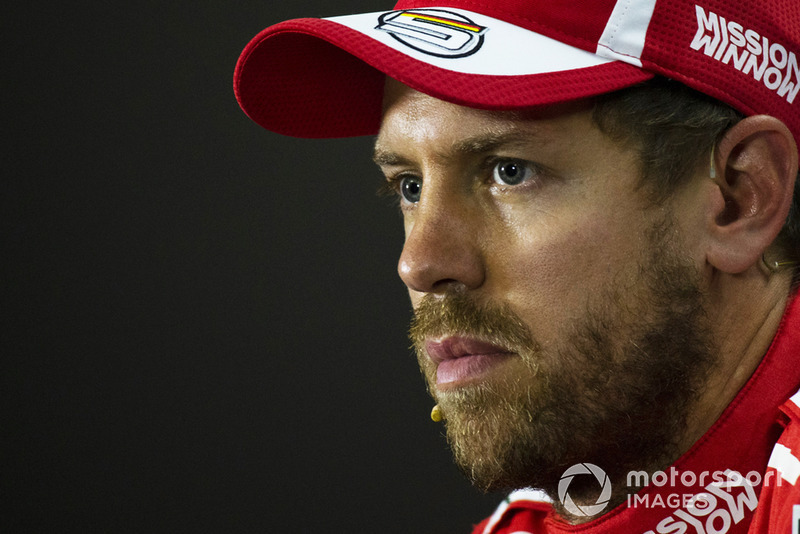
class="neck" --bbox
[679,266,793,453]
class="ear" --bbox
[705,116,798,274]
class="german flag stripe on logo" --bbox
[399,12,484,33]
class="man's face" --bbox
[374,80,715,507]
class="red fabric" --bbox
[234,22,385,138]
[234,0,800,145]
[233,19,650,138]
[639,0,800,169]
[391,0,616,52]
[471,296,800,534]
[747,398,800,533]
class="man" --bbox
[234,0,800,532]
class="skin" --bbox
[374,78,797,520]
[377,82,673,349]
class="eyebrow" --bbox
[372,130,539,167]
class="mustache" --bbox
[409,292,537,352]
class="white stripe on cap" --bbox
[596,0,659,67]
[326,8,612,76]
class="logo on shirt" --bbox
[375,9,488,59]
[634,470,759,534]
[558,463,612,517]
[689,5,799,104]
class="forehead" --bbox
[375,78,596,160]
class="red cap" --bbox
[234,0,800,147]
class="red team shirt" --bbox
[472,296,800,534]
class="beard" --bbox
[409,219,716,513]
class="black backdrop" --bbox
[5,1,502,532]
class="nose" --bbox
[397,194,485,294]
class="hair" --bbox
[590,77,800,271]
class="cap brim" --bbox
[234,8,654,138]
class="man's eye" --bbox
[400,175,423,203]
[492,161,533,185]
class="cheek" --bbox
[493,213,636,343]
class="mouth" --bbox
[426,336,515,387]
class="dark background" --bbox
[5,1,501,532]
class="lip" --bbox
[426,337,514,386]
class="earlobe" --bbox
[705,116,799,274]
